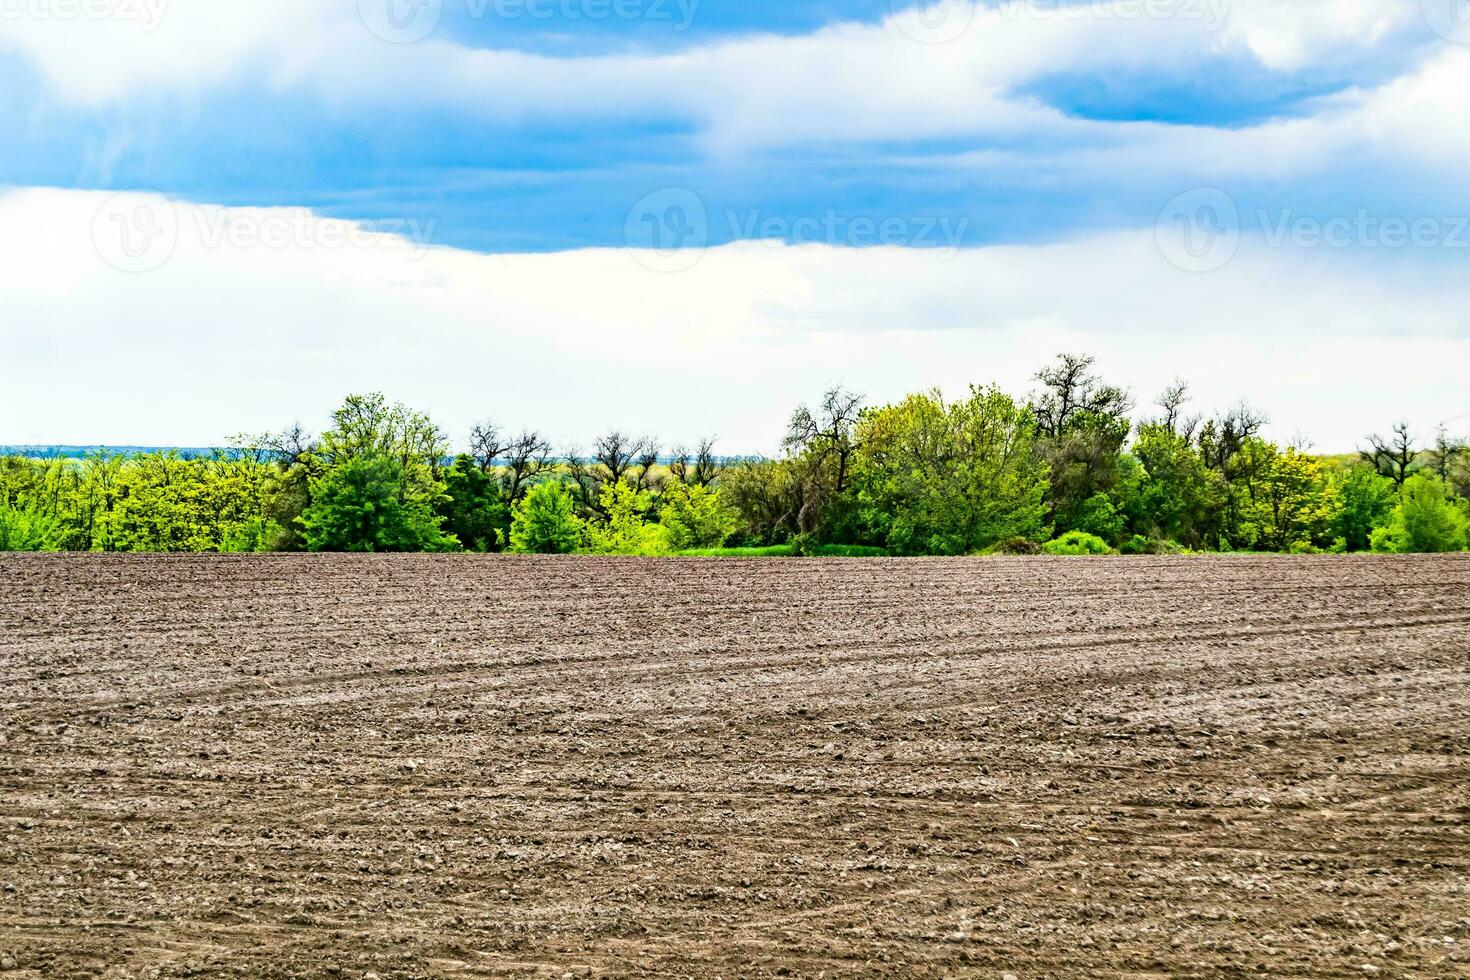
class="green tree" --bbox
[720,457,804,545]
[584,481,672,555]
[0,504,64,551]
[440,455,508,552]
[1371,473,1468,553]
[1330,465,1396,552]
[220,517,284,554]
[1122,425,1217,547]
[851,386,1049,555]
[1238,443,1334,552]
[1066,491,1124,543]
[659,480,738,551]
[509,481,583,554]
[319,393,449,512]
[104,453,272,553]
[300,455,458,553]
[1030,354,1133,534]
[783,387,865,537]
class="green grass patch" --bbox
[812,544,889,557]
[676,543,889,558]
[677,545,797,557]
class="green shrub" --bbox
[583,481,672,556]
[509,481,584,554]
[1331,465,1396,552]
[789,532,820,557]
[1064,491,1124,543]
[440,455,509,553]
[1042,530,1112,556]
[220,517,284,554]
[1371,473,1468,554]
[1118,534,1185,555]
[300,455,459,553]
[659,482,738,551]
[0,505,64,552]
[995,537,1042,555]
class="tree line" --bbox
[2,356,1467,555]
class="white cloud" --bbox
[2,187,1466,452]
[921,44,1470,194]
[0,0,1431,149]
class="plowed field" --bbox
[2,554,1468,978]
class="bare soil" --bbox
[1,554,1468,979]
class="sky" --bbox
[1,0,1468,453]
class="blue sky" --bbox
[2,0,1461,252]
[1,0,1468,448]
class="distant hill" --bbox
[1,446,227,459]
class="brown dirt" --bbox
[1,554,1468,979]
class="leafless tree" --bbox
[468,421,505,473]
[692,437,721,486]
[592,430,648,487]
[668,436,721,486]
[264,422,318,468]
[1152,379,1201,441]
[502,429,551,502]
[1361,422,1420,488]
[785,386,864,495]
[632,441,661,493]
[1030,353,1133,440]
[668,446,692,484]
[1198,401,1269,472]
[1430,427,1466,482]
[227,433,272,466]
[563,446,598,512]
